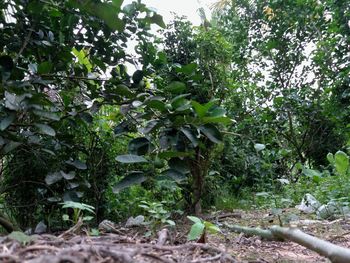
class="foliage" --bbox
[0,0,349,230]
[60,201,95,225]
[187,216,221,241]
[138,200,175,233]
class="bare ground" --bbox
[1,209,350,262]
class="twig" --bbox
[14,28,34,64]
[58,218,83,239]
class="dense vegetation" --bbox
[0,0,349,233]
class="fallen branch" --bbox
[225,223,350,263]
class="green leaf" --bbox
[187,216,202,224]
[116,154,148,163]
[181,127,199,147]
[73,1,125,31]
[62,214,70,221]
[111,0,124,9]
[171,94,191,110]
[34,123,56,136]
[168,158,190,174]
[334,151,349,175]
[72,47,92,72]
[140,120,159,134]
[33,110,60,121]
[150,14,166,28]
[8,231,36,245]
[204,222,221,234]
[45,172,63,185]
[37,61,53,74]
[66,160,87,170]
[201,116,232,124]
[175,63,197,75]
[0,113,15,131]
[115,84,134,98]
[327,153,335,165]
[208,106,226,117]
[191,100,216,118]
[128,137,151,155]
[61,201,95,213]
[187,222,205,241]
[90,228,100,236]
[199,124,222,143]
[166,81,186,94]
[162,169,187,182]
[303,168,322,179]
[145,97,166,112]
[113,172,147,193]
[2,141,21,154]
[158,151,194,159]
[61,171,76,180]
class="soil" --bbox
[1,209,350,262]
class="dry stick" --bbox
[18,245,60,254]
[225,223,350,263]
[270,226,350,263]
[141,252,175,263]
[204,212,242,221]
[224,223,280,241]
[190,253,222,263]
[58,218,83,239]
[140,243,237,262]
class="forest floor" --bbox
[1,208,350,262]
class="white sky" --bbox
[123,0,216,25]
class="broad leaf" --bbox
[115,84,134,98]
[61,171,76,180]
[199,124,222,144]
[45,172,62,185]
[2,141,21,154]
[201,116,232,124]
[168,158,190,174]
[335,151,349,175]
[175,63,197,75]
[191,100,216,118]
[66,160,87,170]
[37,61,53,74]
[150,14,166,28]
[128,137,151,155]
[162,169,187,182]
[187,222,205,241]
[116,154,148,163]
[166,81,186,94]
[158,151,194,159]
[187,216,202,224]
[113,172,147,193]
[181,127,199,147]
[35,123,56,136]
[33,110,60,121]
[140,120,158,134]
[0,113,15,131]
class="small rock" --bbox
[125,215,145,227]
[295,193,321,213]
[99,220,117,232]
[24,228,33,235]
[34,221,47,234]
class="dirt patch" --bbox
[1,209,350,262]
